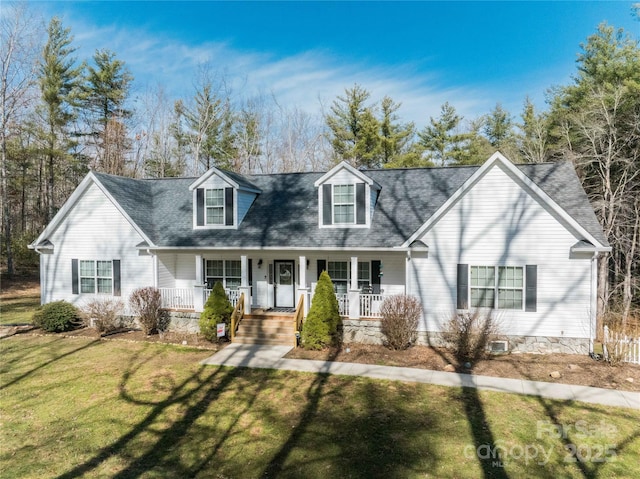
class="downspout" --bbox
[589,251,598,354]
[33,246,44,304]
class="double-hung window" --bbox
[327,261,372,294]
[358,262,371,290]
[79,260,113,294]
[470,266,523,310]
[333,185,355,224]
[327,261,349,294]
[205,189,224,225]
[205,259,241,290]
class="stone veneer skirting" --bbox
[120,314,589,355]
[341,319,590,355]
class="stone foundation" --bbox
[340,319,590,355]
[116,312,200,334]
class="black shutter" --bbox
[525,265,537,312]
[112,260,121,296]
[317,260,326,280]
[248,259,253,286]
[371,260,381,294]
[196,188,205,226]
[322,184,332,225]
[71,259,79,294]
[457,264,469,309]
[356,183,366,224]
[225,187,234,225]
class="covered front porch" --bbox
[153,250,416,320]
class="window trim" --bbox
[319,181,370,229]
[205,188,225,225]
[469,265,524,311]
[79,259,114,295]
[326,260,373,293]
[205,259,242,290]
[332,184,355,225]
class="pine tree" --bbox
[326,84,381,168]
[379,96,415,165]
[38,17,83,222]
[418,102,468,166]
[82,49,133,174]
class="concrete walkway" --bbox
[201,343,640,410]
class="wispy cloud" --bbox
[39,4,551,129]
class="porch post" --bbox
[194,254,204,312]
[239,255,251,314]
[348,256,360,319]
[299,255,309,315]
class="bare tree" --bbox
[0,2,41,275]
[562,85,640,329]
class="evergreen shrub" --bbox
[199,282,233,342]
[302,270,341,349]
[32,301,80,332]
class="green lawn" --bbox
[1,336,638,479]
[0,291,39,325]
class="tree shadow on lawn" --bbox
[54,345,441,479]
[0,336,100,391]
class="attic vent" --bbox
[489,340,509,353]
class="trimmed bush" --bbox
[302,270,341,350]
[380,295,421,350]
[32,301,80,332]
[81,298,124,333]
[199,282,233,342]
[129,287,165,335]
[442,311,500,364]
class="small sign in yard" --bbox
[217,323,226,338]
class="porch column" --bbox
[348,256,360,319]
[194,254,204,312]
[299,255,309,315]
[239,255,251,314]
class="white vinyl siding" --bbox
[407,161,593,339]
[41,182,152,305]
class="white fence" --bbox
[159,288,194,310]
[603,325,640,365]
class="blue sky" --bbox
[31,1,640,128]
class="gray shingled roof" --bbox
[92,161,608,249]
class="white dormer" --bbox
[189,168,261,230]
[314,161,381,228]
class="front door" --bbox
[274,260,295,308]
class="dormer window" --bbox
[205,189,225,225]
[191,167,262,230]
[333,185,355,224]
[315,161,381,228]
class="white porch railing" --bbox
[337,294,349,316]
[604,326,640,365]
[203,288,241,308]
[360,293,386,318]
[159,288,194,310]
